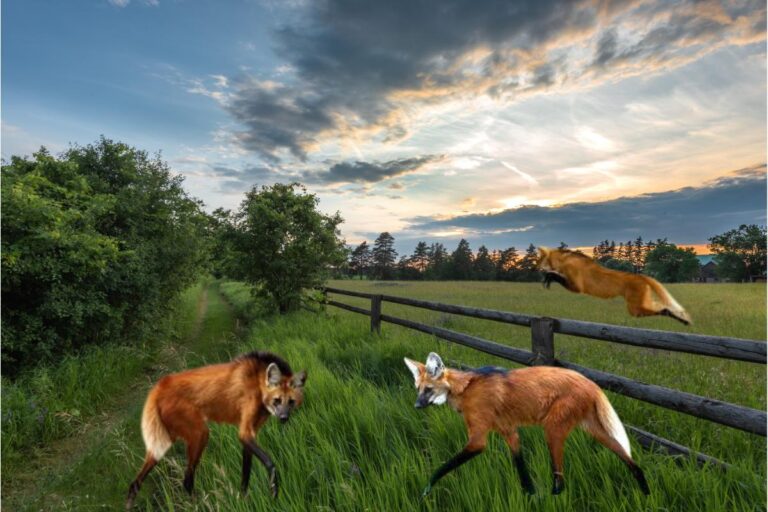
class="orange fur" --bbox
[406,354,649,496]
[126,352,306,508]
[537,247,691,324]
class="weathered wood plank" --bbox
[380,294,534,326]
[555,318,766,364]
[530,317,555,366]
[557,360,766,436]
[370,295,382,334]
[625,426,730,469]
[379,313,534,366]
[325,287,375,299]
[376,291,764,363]
[326,300,370,316]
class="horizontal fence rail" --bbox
[322,286,767,467]
[323,287,766,364]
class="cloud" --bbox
[206,164,298,193]
[202,154,440,194]
[309,154,442,184]
[404,164,767,247]
[216,0,764,162]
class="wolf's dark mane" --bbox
[237,351,293,375]
[471,366,508,376]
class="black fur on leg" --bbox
[551,471,565,495]
[513,453,536,495]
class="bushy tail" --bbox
[646,276,691,325]
[595,391,631,457]
[141,389,172,460]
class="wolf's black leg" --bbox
[422,448,482,497]
[543,272,569,290]
[241,439,279,499]
[241,446,253,494]
[513,453,536,494]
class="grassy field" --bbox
[6,279,765,511]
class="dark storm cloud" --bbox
[209,154,439,192]
[226,0,599,160]
[222,0,765,161]
[406,165,767,247]
[309,155,442,184]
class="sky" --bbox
[3,0,766,255]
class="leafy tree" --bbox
[449,239,474,280]
[644,242,700,283]
[473,245,496,280]
[349,241,372,279]
[372,232,398,280]
[2,139,209,374]
[229,183,345,313]
[208,207,238,279]
[708,224,767,281]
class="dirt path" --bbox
[5,281,240,511]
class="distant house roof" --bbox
[696,255,715,265]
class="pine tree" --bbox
[473,245,495,280]
[426,243,449,279]
[411,241,429,275]
[450,239,474,280]
[349,241,371,279]
[372,232,398,280]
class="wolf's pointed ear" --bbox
[538,246,550,256]
[266,363,282,387]
[426,352,445,378]
[291,370,307,389]
[404,357,423,385]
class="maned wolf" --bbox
[405,352,649,497]
[537,247,691,324]
[126,351,307,509]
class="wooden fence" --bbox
[322,286,767,468]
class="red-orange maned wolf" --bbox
[126,351,307,509]
[405,352,650,497]
[537,247,691,325]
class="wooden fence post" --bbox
[531,317,555,365]
[371,295,382,334]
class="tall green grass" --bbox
[13,280,765,511]
[143,294,765,512]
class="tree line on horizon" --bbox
[344,227,767,283]
[3,137,765,377]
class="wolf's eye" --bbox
[288,399,295,407]
[424,386,433,393]
[273,398,282,406]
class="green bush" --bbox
[1,139,210,375]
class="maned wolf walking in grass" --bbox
[537,247,691,325]
[405,352,649,497]
[126,351,307,509]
